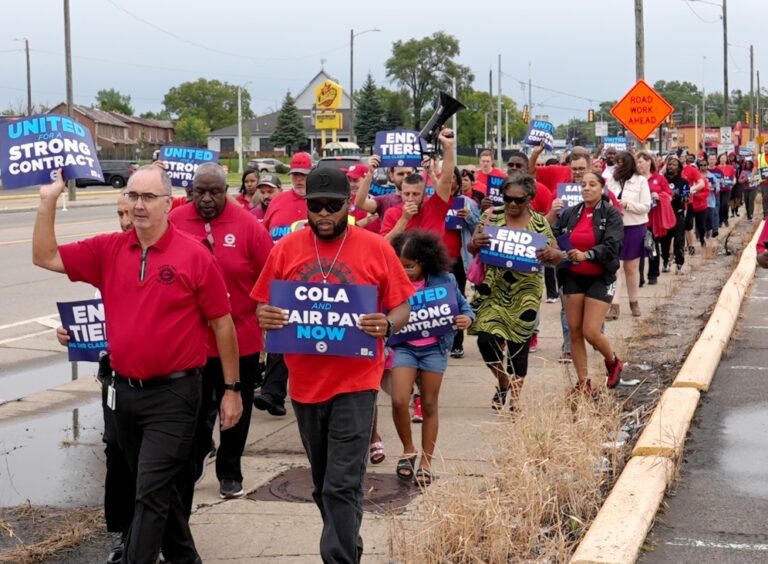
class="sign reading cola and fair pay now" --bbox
[610,80,674,142]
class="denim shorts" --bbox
[391,343,447,374]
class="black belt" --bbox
[115,368,200,389]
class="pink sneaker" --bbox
[529,334,539,353]
[412,396,423,423]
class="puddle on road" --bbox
[719,404,768,500]
[0,400,105,507]
[0,358,96,402]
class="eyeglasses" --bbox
[124,191,168,203]
[507,162,525,169]
[306,199,346,214]
[503,194,530,205]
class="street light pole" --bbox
[14,38,32,115]
[349,28,380,144]
[237,86,243,174]
[64,0,75,201]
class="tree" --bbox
[96,88,134,115]
[174,116,209,147]
[163,78,252,131]
[140,109,171,121]
[652,81,701,125]
[456,89,525,149]
[377,87,410,130]
[270,92,305,155]
[385,32,474,129]
[555,118,597,147]
[354,74,385,151]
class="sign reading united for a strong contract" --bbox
[610,80,674,142]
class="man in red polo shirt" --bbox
[380,129,456,240]
[32,166,242,564]
[252,166,412,563]
[170,163,273,501]
[263,152,311,241]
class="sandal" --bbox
[414,468,433,487]
[396,454,417,481]
[491,387,509,411]
[369,441,386,465]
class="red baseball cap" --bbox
[341,163,369,180]
[288,152,312,175]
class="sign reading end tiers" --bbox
[610,80,674,143]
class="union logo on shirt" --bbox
[158,265,177,285]
[223,233,236,248]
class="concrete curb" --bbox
[570,219,764,564]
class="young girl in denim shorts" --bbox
[388,230,474,486]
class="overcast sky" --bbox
[1,0,763,125]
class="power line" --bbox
[682,0,720,23]
[500,71,597,105]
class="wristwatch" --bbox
[223,381,242,392]
[383,319,394,340]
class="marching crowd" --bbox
[31,133,768,564]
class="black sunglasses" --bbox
[503,194,529,204]
[306,199,346,214]
[507,162,525,169]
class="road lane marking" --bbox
[0,230,107,246]
[729,366,768,370]
[666,537,768,551]
[0,328,52,345]
[0,315,59,331]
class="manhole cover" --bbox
[247,467,419,514]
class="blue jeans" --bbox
[292,390,377,564]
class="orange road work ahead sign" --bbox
[610,80,674,142]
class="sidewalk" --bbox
[0,187,187,214]
[640,264,768,564]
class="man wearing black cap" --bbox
[251,167,413,564]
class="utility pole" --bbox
[64,0,75,201]
[451,76,458,161]
[349,29,354,143]
[758,71,762,138]
[634,0,644,81]
[488,68,493,150]
[528,61,532,115]
[497,54,502,165]
[723,0,729,125]
[23,39,31,115]
[237,86,243,174]
[750,45,755,140]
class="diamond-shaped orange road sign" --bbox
[610,80,674,143]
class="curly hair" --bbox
[390,229,453,276]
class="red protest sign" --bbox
[610,80,674,143]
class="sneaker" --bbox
[106,537,125,564]
[253,394,287,416]
[662,261,670,273]
[605,355,623,388]
[219,478,245,499]
[412,396,423,423]
[529,334,539,353]
[559,351,573,364]
[546,297,558,303]
[491,387,508,411]
[675,264,683,275]
[648,277,658,285]
[450,348,464,359]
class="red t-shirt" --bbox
[568,206,604,276]
[59,224,231,379]
[716,164,736,191]
[349,204,382,233]
[249,227,413,404]
[475,167,506,196]
[169,202,273,356]
[690,177,710,212]
[235,194,251,209]
[534,165,572,195]
[171,196,188,211]
[380,195,451,236]
[263,189,306,241]
[531,181,553,214]
[682,164,703,191]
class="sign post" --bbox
[610,80,674,144]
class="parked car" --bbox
[315,156,368,172]
[247,158,288,174]
[76,160,138,189]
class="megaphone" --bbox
[419,91,465,154]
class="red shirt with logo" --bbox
[58,224,231,379]
[263,189,306,241]
[169,202,273,356]
[380,195,451,236]
[569,206,604,276]
[250,227,413,403]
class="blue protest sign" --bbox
[479,226,547,272]
[604,137,628,152]
[265,281,378,358]
[374,131,423,168]
[557,182,583,210]
[56,299,107,362]
[388,284,458,346]
[523,120,555,151]
[487,174,506,205]
[370,182,397,196]
[445,198,466,230]
[159,145,219,188]
[556,233,574,251]
[0,114,103,189]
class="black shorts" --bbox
[561,271,616,304]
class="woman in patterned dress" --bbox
[468,173,558,411]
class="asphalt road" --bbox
[640,266,768,563]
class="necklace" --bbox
[314,229,348,284]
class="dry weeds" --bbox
[391,394,623,563]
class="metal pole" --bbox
[702,56,706,155]
[349,29,354,143]
[694,104,699,156]
[64,0,75,201]
[451,76,457,160]
[751,45,755,140]
[497,54,502,165]
[505,108,509,148]
[528,61,532,114]
[758,71,762,138]
[237,86,243,174]
[483,113,488,148]
[634,0,644,81]
[723,0,729,125]
[24,39,31,116]
[488,69,493,151]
